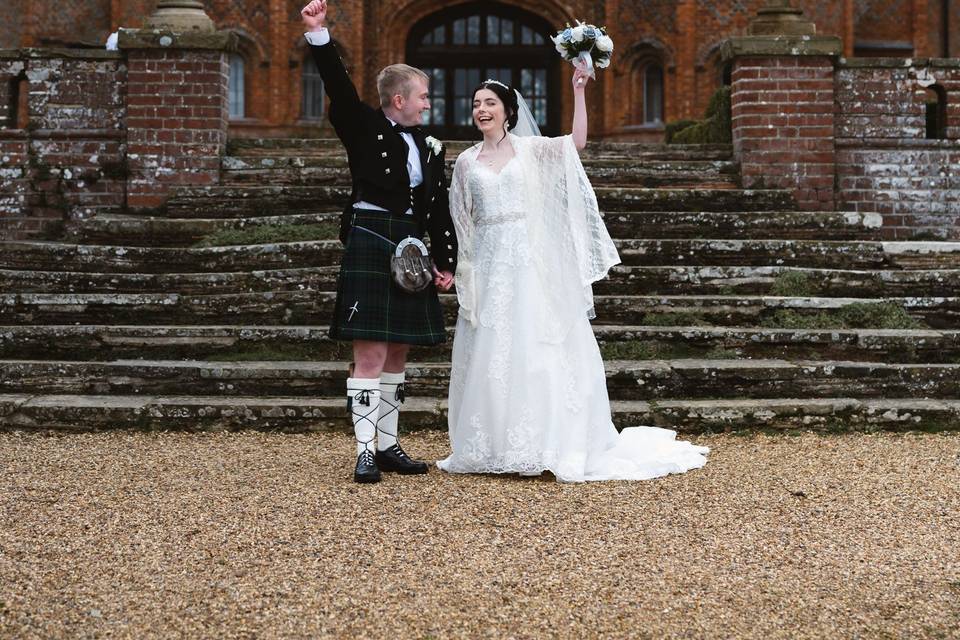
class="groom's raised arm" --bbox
[301,1,363,139]
[304,31,360,109]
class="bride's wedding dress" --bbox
[437,133,708,482]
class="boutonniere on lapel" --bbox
[425,136,443,161]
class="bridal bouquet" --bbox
[550,21,614,78]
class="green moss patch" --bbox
[771,271,817,297]
[600,340,681,360]
[760,302,926,330]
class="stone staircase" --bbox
[2,138,959,433]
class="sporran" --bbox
[354,225,433,293]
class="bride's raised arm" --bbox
[571,67,591,151]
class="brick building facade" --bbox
[2,0,956,139]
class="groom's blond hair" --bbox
[377,64,429,108]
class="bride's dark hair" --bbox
[472,80,519,141]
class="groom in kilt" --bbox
[301,0,456,483]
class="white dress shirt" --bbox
[305,28,423,214]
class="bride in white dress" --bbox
[436,69,709,482]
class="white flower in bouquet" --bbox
[551,21,614,78]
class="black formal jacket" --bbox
[309,41,457,273]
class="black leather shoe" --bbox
[375,444,429,475]
[354,450,381,483]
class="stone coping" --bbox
[838,57,960,69]
[0,129,123,142]
[0,48,124,60]
[721,35,843,61]
[835,137,960,150]
[117,28,238,52]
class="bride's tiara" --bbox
[483,78,510,91]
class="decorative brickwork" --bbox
[0,0,23,50]
[854,0,913,45]
[731,55,838,211]
[951,0,960,57]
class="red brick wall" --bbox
[0,0,22,50]
[731,56,836,211]
[8,1,945,138]
[126,50,229,210]
[41,0,113,47]
[853,0,914,49]
[0,51,126,239]
[835,61,960,239]
[950,0,960,57]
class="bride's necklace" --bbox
[480,142,508,167]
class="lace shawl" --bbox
[449,133,620,343]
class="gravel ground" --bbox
[1,430,958,640]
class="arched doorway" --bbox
[406,2,560,138]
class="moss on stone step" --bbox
[600,341,740,360]
[760,302,926,330]
[639,312,710,326]
[770,271,818,297]
[194,223,340,247]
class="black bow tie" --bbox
[393,123,420,135]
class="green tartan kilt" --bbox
[329,210,447,345]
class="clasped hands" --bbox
[433,266,454,292]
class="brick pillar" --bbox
[721,2,842,211]
[118,27,237,211]
[728,55,837,210]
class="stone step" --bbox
[613,240,960,269]
[601,266,960,297]
[5,239,958,273]
[226,138,735,162]
[604,211,885,240]
[2,358,959,400]
[8,261,958,300]
[220,156,739,188]
[0,266,340,295]
[1,394,956,433]
[594,295,960,329]
[166,186,795,217]
[0,240,341,273]
[66,211,340,246]
[67,210,887,247]
[2,324,958,363]
[2,293,957,328]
